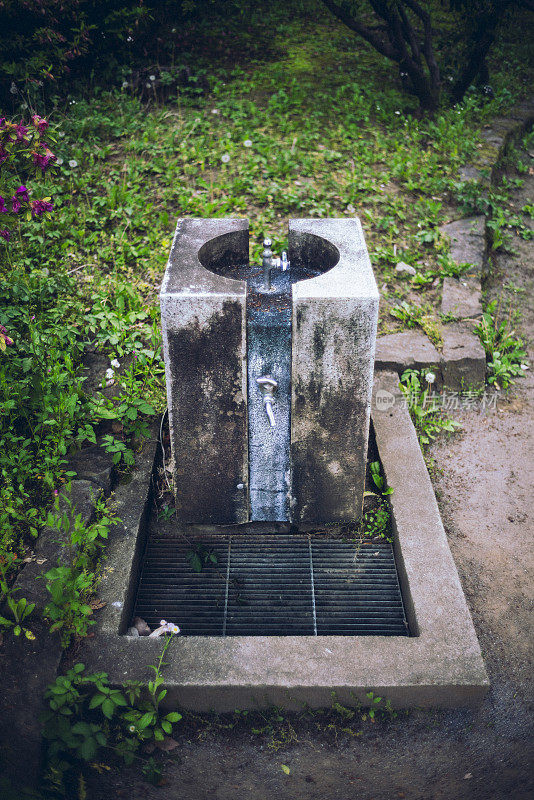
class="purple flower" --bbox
[15,121,28,141]
[31,199,53,218]
[11,197,22,213]
[0,230,10,242]
[31,114,48,133]
[15,185,29,201]
[32,146,55,171]
[0,197,6,214]
[0,324,13,345]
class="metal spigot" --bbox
[256,376,277,428]
[262,240,290,290]
[262,238,273,290]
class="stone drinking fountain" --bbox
[160,217,378,527]
[84,215,489,712]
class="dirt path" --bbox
[87,142,533,800]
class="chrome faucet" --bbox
[262,239,290,290]
[256,376,277,427]
[262,238,274,290]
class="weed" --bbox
[369,461,393,496]
[42,634,181,795]
[399,369,460,447]
[475,300,528,389]
[186,543,218,573]
[390,302,442,347]
[42,492,118,647]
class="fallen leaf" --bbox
[90,599,107,611]
[464,773,473,780]
[281,764,290,775]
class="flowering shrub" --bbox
[0,115,56,244]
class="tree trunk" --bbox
[451,3,511,103]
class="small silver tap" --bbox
[262,240,290,289]
[256,375,277,428]
[262,238,273,290]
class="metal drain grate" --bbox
[134,535,409,637]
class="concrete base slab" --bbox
[375,330,442,377]
[442,323,486,391]
[80,374,488,711]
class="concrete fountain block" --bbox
[160,218,249,524]
[289,219,379,525]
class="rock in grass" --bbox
[395,261,416,276]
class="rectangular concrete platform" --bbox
[80,371,489,710]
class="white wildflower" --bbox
[149,75,156,81]
[346,204,356,214]
[68,159,78,168]
[55,157,63,165]
[425,372,436,384]
[221,153,230,163]
[110,358,120,369]
[243,139,252,147]
[105,368,115,380]
[122,81,129,89]
[211,108,219,115]
[129,725,136,733]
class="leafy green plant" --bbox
[359,503,391,541]
[390,302,442,348]
[186,544,218,573]
[120,632,182,747]
[399,369,460,447]
[369,461,393,496]
[0,550,36,639]
[475,300,528,389]
[42,492,117,646]
[0,594,36,640]
[42,636,181,794]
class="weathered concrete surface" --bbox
[0,479,98,793]
[69,441,115,495]
[439,216,486,271]
[160,218,249,524]
[375,330,442,377]
[442,323,486,392]
[80,374,487,711]
[97,424,159,636]
[441,276,483,319]
[289,218,378,525]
